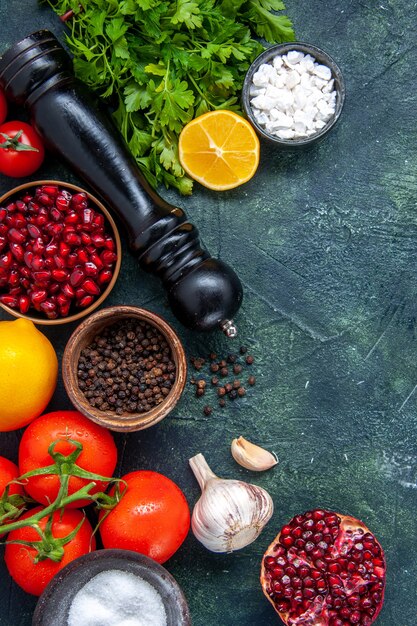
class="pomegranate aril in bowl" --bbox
[260,509,386,625]
[0,181,121,325]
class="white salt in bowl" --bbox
[242,42,345,148]
[32,549,191,626]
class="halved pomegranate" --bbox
[260,509,385,626]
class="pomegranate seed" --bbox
[19,295,30,314]
[44,242,59,257]
[291,526,302,538]
[53,254,66,269]
[33,270,51,285]
[303,588,315,599]
[79,295,94,308]
[64,232,81,246]
[92,213,105,228]
[66,212,79,224]
[101,250,117,266]
[264,557,275,569]
[71,193,88,209]
[8,270,20,287]
[36,213,48,227]
[5,202,17,213]
[282,536,294,548]
[27,224,41,239]
[45,257,55,270]
[59,301,71,317]
[20,277,30,289]
[49,282,61,295]
[80,232,92,245]
[340,607,351,619]
[9,286,22,296]
[0,235,6,252]
[77,248,89,264]
[70,268,85,287]
[47,223,65,238]
[90,252,103,269]
[91,233,105,247]
[52,269,69,282]
[66,253,78,268]
[75,287,86,300]
[298,566,310,578]
[38,193,55,207]
[57,293,69,307]
[0,269,8,287]
[10,243,24,262]
[33,238,45,254]
[82,208,94,225]
[55,195,70,211]
[104,236,115,251]
[0,295,18,307]
[41,185,59,197]
[62,283,75,298]
[292,577,302,589]
[50,207,63,222]
[303,577,314,588]
[59,241,71,257]
[84,262,98,277]
[40,302,58,319]
[329,562,341,574]
[0,208,6,222]
[31,255,45,271]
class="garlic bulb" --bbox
[231,436,278,471]
[189,453,274,553]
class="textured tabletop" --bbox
[0,1,416,625]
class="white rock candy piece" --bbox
[294,121,307,136]
[258,63,276,79]
[272,73,286,89]
[249,85,265,97]
[300,54,316,72]
[265,84,283,100]
[272,55,283,70]
[286,70,301,90]
[253,111,269,126]
[322,78,335,93]
[250,95,275,110]
[252,70,266,87]
[314,64,332,81]
[276,129,296,139]
[274,89,294,112]
[315,120,326,130]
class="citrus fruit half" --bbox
[178,110,260,191]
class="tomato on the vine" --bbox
[0,456,23,499]
[0,121,44,177]
[5,506,95,596]
[0,90,7,125]
[18,411,117,508]
[99,470,190,564]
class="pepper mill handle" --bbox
[0,30,243,333]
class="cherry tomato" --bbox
[19,410,117,508]
[5,506,96,596]
[0,90,7,125]
[0,456,23,499]
[99,470,190,564]
[0,121,44,177]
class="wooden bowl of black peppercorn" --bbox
[62,305,187,432]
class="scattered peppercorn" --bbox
[219,399,226,408]
[209,352,217,360]
[233,380,241,389]
[225,383,233,394]
[220,367,229,377]
[211,376,219,385]
[77,318,176,415]
[196,379,206,389]
[246,355,254,365]
[210,363,220,373]
[248,375,256,386]
[227,354,237,363]
[218,359,227,368]
[233,364,242,375]
[238,387,246,397]
[240,346,248,354]
[203,405,212,416]
[218,387,226,397]
[229,390,238,400]
[196,388,205,397]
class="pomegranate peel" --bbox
[260,509,385,626]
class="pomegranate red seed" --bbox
[45,242,59,257]
[19,295,31,314]
[66,253,78,268]
[44,257,55,270]
[59,301,71,317]
[62,283,75,298]
[98,269,113,285]
[70,268,85,287]
[9,286,22,296]
[75,288,86,300]
[81,232,91,245]
[82,279,100,295]
[10,214,27,229]
[91,233,105,247]
[49,282,61,295]
[0,295,18,307]
[71,193,88,209]
[101,251,117,266]
[40,301,58,319]
[66,212,79,224]
[0,269,7,287]
[41,185,59,197]
[84,262,98,277]
[5,202,17,213]
[59,241,70,257]
[47,223,65,238]
[82,208,94,225]
[79,295,94,308]
[31,255,45,271]
[55,195,70,211]
[261,510,386,626]
[50,207,63,222]
[20,277,30,289]
[27,224,41,239]
[77,248,89,264]
[8,271,20,287]
[0,235,6,252]
[64,232,81,246]
[37,193,54,206]
[92,213,105,228]
[10,243,24,262]
[104,236,115,251]
[33,270,51,285]
[52,269,69,282]
[0,208,7,222]
[33,238,45,254]
[57,293,69,307]
[90,252,103,269]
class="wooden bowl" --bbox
[32,549,191,626]
[62,305,187,431]
[0,180,121,325]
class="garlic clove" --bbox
[231,436,278,471]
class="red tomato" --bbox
[0,90,7,125]
[99,471,190,564]
[19,411,117,508]
[0,121,44,177]
[5,506,96,596]
[0,456,23,499]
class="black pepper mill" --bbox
[0,30,242,336]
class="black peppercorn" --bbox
[246,355,254,365]
[217,387,226,397]
[211,376,219,385]
[196,388,205,397]
[248,375,256,386]
[210,363,219,373]
[233,380,241,389]
[227,354,237,363]
[219,398,226,408]
[233,364,242,375]
[229,390,238,400]
[239,346,247,354]
[203,405,212,416]
[220,367,228,377]
[225,383,233,394]
[237,387,246,397]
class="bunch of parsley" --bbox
[46,0,294,194]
